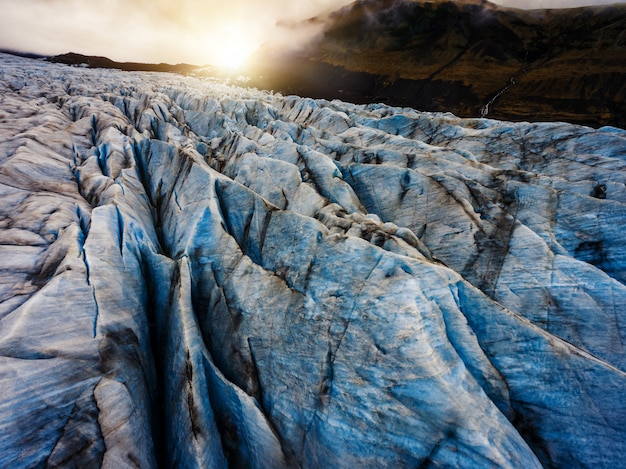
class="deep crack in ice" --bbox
[1,52,626,468]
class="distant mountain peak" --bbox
[47,52,202,74]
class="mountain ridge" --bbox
[46,52,202,74]
[248,0,626,128]
[12,0,626,131]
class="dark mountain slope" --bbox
[249,0,626,127]
[47,52,201,74]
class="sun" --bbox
[213,44,250,70]
[209,26,257,70]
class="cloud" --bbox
[0,0,353,65]
[0,0,624,65]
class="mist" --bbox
[0,0,624,66]
[0,0,355,66]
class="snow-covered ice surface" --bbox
[1,52,625,468]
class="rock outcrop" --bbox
[1,53,625,468]
[248,0,626,128]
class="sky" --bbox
[0,0,624,68]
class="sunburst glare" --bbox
[208,25,257,70]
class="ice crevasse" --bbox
[0,53,625,468]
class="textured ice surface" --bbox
[0,53,625,468]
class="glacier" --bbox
[0,52,625,468]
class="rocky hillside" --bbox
[47,52,201,74]
[1,53,625,467]
[249,0,626,128]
